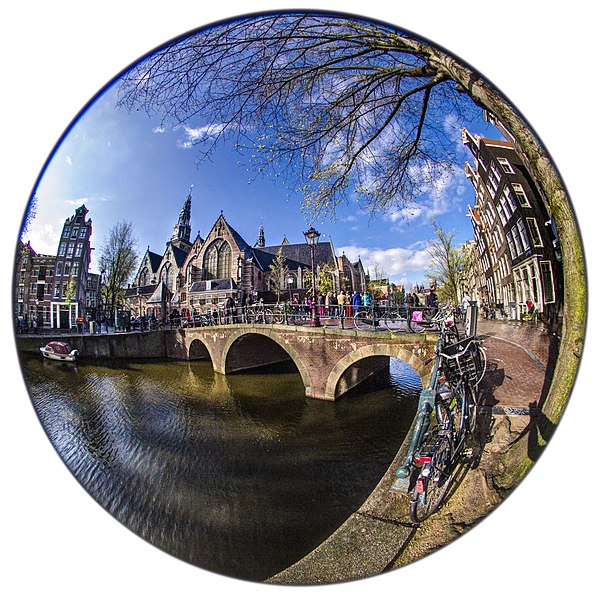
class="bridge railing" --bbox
[173,302,460,334]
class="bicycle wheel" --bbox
[408,312,426,333]
[410,433,454,523]
[465,382,478,435]
[246,309,256,324]
[272,308,285,324]
[263,309,274,324]
[384,311,407,333]
[353,310,370,330]
[435,383,461,434]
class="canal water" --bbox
[21,355,421,582]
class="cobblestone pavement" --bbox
[475,319,559,411]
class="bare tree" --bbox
[426,222,464,305]
[98,221,138,322]
[117,12,583,428]
[118,14,474,219]
[268,247,289,303]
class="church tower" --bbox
[171,187,192,249]
[255,222,265,248]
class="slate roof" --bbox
[255,241,336,271]
[146,250,163,273]
[147,281,172,304]
[189,279,237,292]
[124,284,156,298]
[170,244,189,268]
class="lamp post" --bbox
[303,226,321,327]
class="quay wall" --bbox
[15,330,187,361]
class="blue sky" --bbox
[23,58,501,288]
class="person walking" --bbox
[351,290,361,314]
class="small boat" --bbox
[40,341,78,362]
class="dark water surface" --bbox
[21,355,421,582]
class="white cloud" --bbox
[176,123,227,149]
[337,242,431,284]
[65,155,72,167]
[22,222,60,256]
[385,163,468,230]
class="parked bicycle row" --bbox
[137,301,464,333]
[394,307,487,522]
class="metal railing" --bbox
[168,302,456,334]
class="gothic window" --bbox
[160,262,173,290]
[139,267,148,286]
[203,240,232,280]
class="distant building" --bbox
[124,190,368,318]
[85,272,101,318]
[462,118,562,327]
[50,205,93,328]
[14,204,93,330]
[14,241,57,329]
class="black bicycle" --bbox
[409,334,486,522]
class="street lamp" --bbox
[303,226,321,327]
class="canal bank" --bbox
[267,319,558,584]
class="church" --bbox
[124,190,368,319]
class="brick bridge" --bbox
[177,324,437,400]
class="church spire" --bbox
[172,186,192,246]
[255,221,265,248]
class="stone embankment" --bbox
[268,319,559,584]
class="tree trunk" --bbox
[419,42,585,465]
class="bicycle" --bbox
[383,305,411,334]
[353,304,382,330]
[409,332,486,523]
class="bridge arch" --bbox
[188,337,213,362]
[324,344,431,400]
[221,329,314,396]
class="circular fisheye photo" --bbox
[12,8,585,587]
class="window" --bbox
[58,243,66,256]
[67,243,74,258]
[203,240,232,280]
[512,183,530,207]
[38,264,47,280]
[497,157,515,173]
[526,218,543,247]
[71,228,79,238]
[36,284,45,300]
[72,262,80,277]
[490,162,502,184]
[502,185,518,211]
[54,284,61,298]
[509,226,523,257]
[540,261,555,303]
[160,262,173,290]
[63,226,71,238]
[56,262,63,276]
[75,244,83,257]
[516,218,531,251]
[64,262,71,276]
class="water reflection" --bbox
[22,355,420,582]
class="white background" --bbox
[1,2,596,593]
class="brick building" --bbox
[462,116,562,327]
[124,190,368,319]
